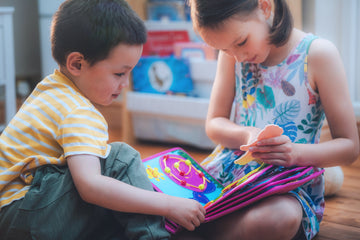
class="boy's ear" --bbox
[66,52,84,76]
[258,0,272,20]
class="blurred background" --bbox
[0,0,359,146]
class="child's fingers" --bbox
[253,149,295,167]
[256,135,290,146]
[198,209,205,223]
[250,144,291,153]
[183,222,196,231]
[192,217,201,227]
[199,202,206,215]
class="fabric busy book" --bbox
[142,147,324,234]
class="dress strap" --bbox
[304,35,319,74]
[306,35,319,54]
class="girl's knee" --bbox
[266,196,303,238]
[243,196,302,239]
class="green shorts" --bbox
[0,142,170,240]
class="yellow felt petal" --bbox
[234,152,262,165]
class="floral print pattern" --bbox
[202,34,325,240]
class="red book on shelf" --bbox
[142,30,190,56]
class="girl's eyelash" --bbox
[238,39,247,47]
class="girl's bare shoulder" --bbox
[307,38,341,64]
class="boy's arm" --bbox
[67,154,205,230]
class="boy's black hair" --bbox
[51,0,147,66]
[190,0,293,47]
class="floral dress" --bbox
[201,34,325,240]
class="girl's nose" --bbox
[233,52,247,63]
[228,49,247,63]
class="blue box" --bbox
[147,0,187,21]
[132,56,193,95]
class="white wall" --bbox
[0,0,41,79]
[303,0,360,115]
[38,0,64,77]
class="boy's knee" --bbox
[110,142,140,159]
[102,142,141,175]
[103,142,153,190]
[107,142,143,166]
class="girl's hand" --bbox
[165,196,206,231]
[249,135,299,167]
[243,127,263,148]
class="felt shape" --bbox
[159,154,208,192]
[234,124,284,165]
[143,148,223,206]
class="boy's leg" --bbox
[0,142,170,240]
[0,165,122,240]
[101,142,170,240]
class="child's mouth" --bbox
[247,56,257,62]
[112,94,120,99]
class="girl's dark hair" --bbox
[190,0,293,46]
[51,0,147,66]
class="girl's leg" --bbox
[200,194,303,240]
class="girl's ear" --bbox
[258,0,272,20]
[66,52,84,76]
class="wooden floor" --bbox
[109,128,360,240]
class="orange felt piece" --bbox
[234,124,284,165]
[240,125,284,151]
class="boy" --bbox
[0,0,205,239]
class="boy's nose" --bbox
[119,78,129,89]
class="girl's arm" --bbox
[206,51,261,149]
[67,154,206,231]
[251,39,359,167]
[300,38,359,166]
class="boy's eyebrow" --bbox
[122,65,133,70]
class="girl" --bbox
[181,0,359,239]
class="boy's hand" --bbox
[165,196,206,231]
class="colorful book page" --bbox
[143,147,223,206]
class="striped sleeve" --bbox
[59,106,110,158]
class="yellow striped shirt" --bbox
[0,70,111,209]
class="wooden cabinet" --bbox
[126,0,148,20]
[286,0,302,29]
